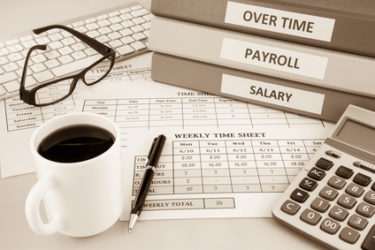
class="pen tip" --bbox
[128,228,132,233]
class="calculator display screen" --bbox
[336,119,375,154]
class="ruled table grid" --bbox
[132,138,324,196]
[83,96,325,131]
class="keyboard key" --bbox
[35,36,51,44]
[290,188,309,203]
[6,39,19,46]
[316,158,333,170]
[20,35,33,42]
[109,16,122,24]
[320,218,340,235]
[110,23,123,32]
[339,227,360,244]
[34,70,54,83]
[121,20,135,28]
[300,209,321,225]
[0,86,6,96]
[348,214,368,230]
[280,200,300,215]
[58,47,73,56]
[85,17,97,24]
[109,40,123,48]
[108,32,122,40]
[319,186,338,201]
[130,5,142,10]
[335,166,353,179]
[362,225,375,250]
[72,43,86,51]
[84,48,97,56]
[121,36,135,45]
[117,45,135,56]
[44,59,60,69]
[133,17,146,25]
[120,7,131,14]
[72,21,84,27]
[131,8,148,17]
[346,183,364,197]
[97,14,108,20]
[132,32,147,41]
[23,40,37,49]
[0,72,17,83]
[130,41,146,50]
[87,30,100,38]
[58,55,74,65]
[356,202,375,218]
[52,54,101,77]
[109,10,120,17]
[45,50,60,60]
[353,173,372,186]
[97,35,110,44]
[143,13,154,21]
[49,32,63,41]
[31,54,47,64]
[120,13,133,21]
[308,167,326,181]
[0,57,8,65]
[120,28,133,37]
[327,176,346,190]
[98,27,112,35]
[86,23,99,31]
[299,177,317,191]
[337,194,357,209]
[3,80,19,93]
[0,48,10,56]
[365,191,375,205]
[75,26,88,33]
[31,63,47,73]
[311,197,330,212]
[130,25,144,33]
[72,51,87,60]
[8,52,23,62]
[62,37,76,46]
[98,19,111,27]
[328,205,348,221]
[3,62,18,72]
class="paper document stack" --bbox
[149,0,375,122]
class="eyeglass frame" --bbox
[19,24,116,107]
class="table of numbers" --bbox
[83,96,325,131]
[132,138,324,196]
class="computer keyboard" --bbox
[0,1,152,100]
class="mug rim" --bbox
[30,112,121,167]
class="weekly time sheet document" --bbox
[120,126,331,220]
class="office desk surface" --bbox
[0,0,324,249]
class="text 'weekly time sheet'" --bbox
[120,126,331,220]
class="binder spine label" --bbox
[224,1,335,42]
[220,37,328,79]
[221,73,325,114]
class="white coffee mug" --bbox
[25,112,123,237]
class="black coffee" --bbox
[38,125,115,163]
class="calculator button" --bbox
[320,218,340,235]
[308,167,326,181]
[337,194,357,209]
[327,176,346,190]
[290,188,309,203]
[316,158,333,170]
[299,177,317,192]
[353,173,372,187]
[362,225,375,250]
[325,150,341,159]
[336,166,354,179]
[346,183,364,197]
[280,200,300,215]
[311,197,330,213]
[328,205,349,221]
[339,227,360,244]
[348,214,368,230]
[300,208,322,225]
[356,202,375,218]
[364,191,375,205]
[319,186,338,201]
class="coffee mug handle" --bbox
[25,175,64,235]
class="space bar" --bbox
[52,55,102,77]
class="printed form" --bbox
[120,126,331,220]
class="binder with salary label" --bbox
[151,52,375,122]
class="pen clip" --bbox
[147,137,157,159]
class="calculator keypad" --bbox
[275,145,375,249]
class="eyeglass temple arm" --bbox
[19,44,47,103]
[33,24,112,56]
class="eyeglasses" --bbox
[19,24,115,107]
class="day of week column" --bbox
[248,103,288,126]
[304,139,324,159]
[182,97,217,128]
[116,99,149,128]
[40,96,75,121]
[133,155,173,195]
[253,140,289,192]
[214,98,251,127]
[82,99,117,121]
[278,140,309,183]
[173,141,203,194]
[226,140,260,192]
[149,98,183,128]
[200,140,232,193]
[5,97,43,131]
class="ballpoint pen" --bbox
[128,134,166,232]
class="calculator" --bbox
[272,105,375,250]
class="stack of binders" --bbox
[148,0,375,122]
